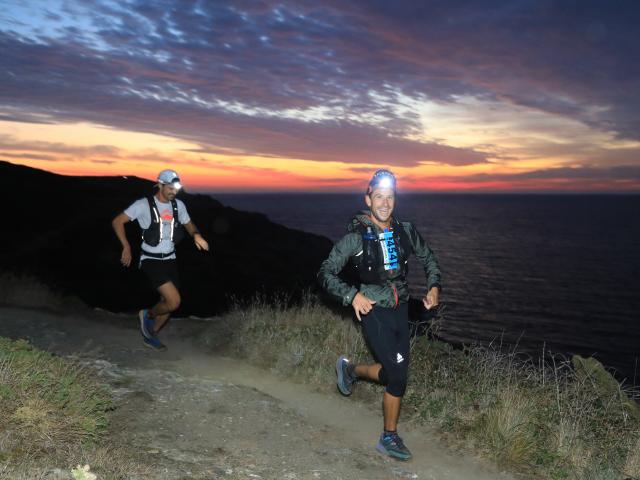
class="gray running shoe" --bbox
[336,355,356,396]
[376,432,412,461]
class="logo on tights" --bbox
[396,353,404,363]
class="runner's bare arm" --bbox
[184,221,209,251]
[112,212,132,267]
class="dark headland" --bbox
[1,160,333,316]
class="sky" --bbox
[1,0,640,192]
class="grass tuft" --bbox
[0,336,111,465]
[474,387,538,467]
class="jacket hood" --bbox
[347,210,403,233]
[347,211,374,233]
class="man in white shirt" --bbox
[112,169,209,350]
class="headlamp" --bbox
[367,169,397,193]
[157,169,183,190]
[166,179,182,190]
[377,176,393,189]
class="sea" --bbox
[215,193,640,381]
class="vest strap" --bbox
[141,249,175,259]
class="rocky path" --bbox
[0,307,514,480]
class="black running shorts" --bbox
[361,302,410,397]
[140,259,180,290]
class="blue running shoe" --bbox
[376,432,412,461]
[336,355,356,396]
[138,309,155,340]
[143,335,167,351]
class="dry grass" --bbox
[225,293,370,384]
[208,294,640,480]
[0,337,111,449]
[0,272,85,311]
[0,444,152,480]
[622,436,640,479]
[0,337,153,479]
[474,387,538,467]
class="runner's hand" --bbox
[194,233,209,251]
[121,245,132,267]
[352,292,376,321]
[423,287,439,310]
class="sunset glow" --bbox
[2,1,639,192]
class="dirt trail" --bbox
[0,306,515,480]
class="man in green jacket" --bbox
[317,169,441,461]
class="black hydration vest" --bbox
[141,196,185,247]
[353,219,413,285]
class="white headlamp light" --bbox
[377,176,393,189]
[367,169,397,193]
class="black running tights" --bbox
[361,303,410,397]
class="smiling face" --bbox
[365,187,395,227]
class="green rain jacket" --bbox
[317,211,441,308]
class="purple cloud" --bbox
[415,164,640,185]
[1,0,639,169]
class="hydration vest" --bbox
[141,196,185,247]
[353,218,413,285]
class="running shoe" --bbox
[143,335,167,351]
[138,309,155,340]
[336,355,356,396]
[376,431,412,461]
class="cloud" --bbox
[501,165,640,181]
[408,164,640,192]
[0,31,488,166]
[0,0,639,171]
[90,159,117,164]
[0,150,62,161]
[0,112,55,125]
[0,134,122,159]
[349,0,640,140]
